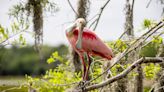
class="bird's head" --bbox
[75,18,86,29]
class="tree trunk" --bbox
[122,0,137,92]
[155,63,164,92]
[123,0,134,40]
[135,65,143,92]
[154,44,164,92]
[26,0,44,62]
[114,66,128,92]
[72,50,81,73]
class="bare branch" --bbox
[143,57,164,63]
[89,18,98,28]
[88,14,98,23]
[131,0,135,14]
[0,29,26,46]
[90,0,111,31]
[146,0,153,8]
[67,0,78,16]
[79,57,164,91]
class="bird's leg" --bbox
[78,53,89,90]
[80,54,86,81]
[78,54,86,88]
[84,53,92,81]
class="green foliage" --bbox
[0,25,9,42]
[8,0,59,49]
[9,0,59,22]
[114,39,127,52]
[0,45,68,75]
[110,64,138,77]
[27,53,106,91]
[41,0,59,14]
[144,87,151,92]
[111,64,123,76]
[19,34,26,45]
[90,62,103,83]
[140,36,163,57]
[27,57,81,92]
[0,19,29,46]
[142,19,156,29]
[47,52,63,64]
[143,64,161,79]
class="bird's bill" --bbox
[76,23,83,49]
[65,22,77,34]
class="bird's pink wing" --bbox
[81,29,113,60]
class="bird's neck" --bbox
[76,29,83,49]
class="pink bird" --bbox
[66,18,114,81]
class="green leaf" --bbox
[19,34,23,42]
[52,51,63,62]
[143,19,151,29]
[47,57,55,64]
[0,26,5,34]
[13,22,19,31]
[143,64,161,79]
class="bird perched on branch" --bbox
[65,18,114,81]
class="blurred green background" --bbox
[0,44,68,76]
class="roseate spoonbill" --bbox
[65,18,114,81]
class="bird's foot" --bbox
[78,80,90,87]
[78,80,88,91]
[78,80,85,87]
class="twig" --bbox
[154,85,164,92]
[92,0,111,31]
[79,57,164,91]
[113,30,130,48]
[88,14,98,23]
[131,0,135,14]
[89,18,98,28]
[67,0,78,16]
[0,29,26,46]
[141,31,164,49]
[146,0,153,8]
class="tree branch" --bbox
[91,0,111,31]
[143,57,164,63]
[67,0,78,16]
[0,29,26,46]
[79,57,164,91]
[146,0,153,8]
